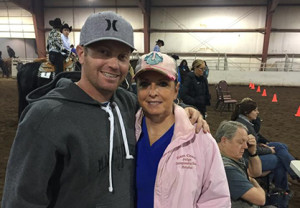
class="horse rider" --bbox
[60,23,73,56]
[47,18,68,75]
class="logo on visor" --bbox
[144,52,163,65]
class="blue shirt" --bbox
[61,33,70,51]
[71,47,77,55]
[136,117,174,208]
[153,45,160,52]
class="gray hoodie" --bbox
[2,71,138,208]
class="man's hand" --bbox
[247,134,257,155]
[184,107,210,133]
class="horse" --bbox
[17,54,81,118]
[0,58,12,78]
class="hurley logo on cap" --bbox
[105,19,118,31]
[144,52,163,65]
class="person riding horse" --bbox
[47,17,68,75]
[60,23,73,55]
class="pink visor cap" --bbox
[134,52,177,81]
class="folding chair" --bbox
[216,80,237,114]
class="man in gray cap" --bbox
[2,11,206,208]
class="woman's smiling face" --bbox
[136,71,179,119]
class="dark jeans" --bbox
[268,142,297,179]
[260,141,296,191]
[260,154,288,191]
[49,51,64,74]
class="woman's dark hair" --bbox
[231,99,257,121]
[179,59,188,67]
[179,59,190,71]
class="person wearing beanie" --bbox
[2,11,207,208]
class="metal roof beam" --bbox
[10,0,33,13]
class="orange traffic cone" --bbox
[249,82,252,88]
[262,89,267,96]
[295,106,300,117]
[272,94,278,102]
[251,83,255,90]
[256,86,261,92]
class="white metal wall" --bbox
[43,5,300,55]
[151,6,266,53]
[42,4,300,85]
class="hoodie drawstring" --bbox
[101,103,114,192]
[101,102,134,193]
[112,102,134,160]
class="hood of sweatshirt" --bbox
[26,71,136,193]
[27,71,99,106]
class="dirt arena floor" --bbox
[0,77,299,207]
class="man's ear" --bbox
[220,136,227,145]
[76,45,85,64]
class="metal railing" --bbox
[178,54,300,72]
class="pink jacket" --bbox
[135,105,231,208]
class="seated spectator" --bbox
[215,120,266,207]
[231,98,299,195]
[248,100,300,187]
[252,116,270,144]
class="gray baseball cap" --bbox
[80,11,135,50]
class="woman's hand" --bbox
[184,107,210,133]
[260,143,276,154]
[268,146,276,154]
